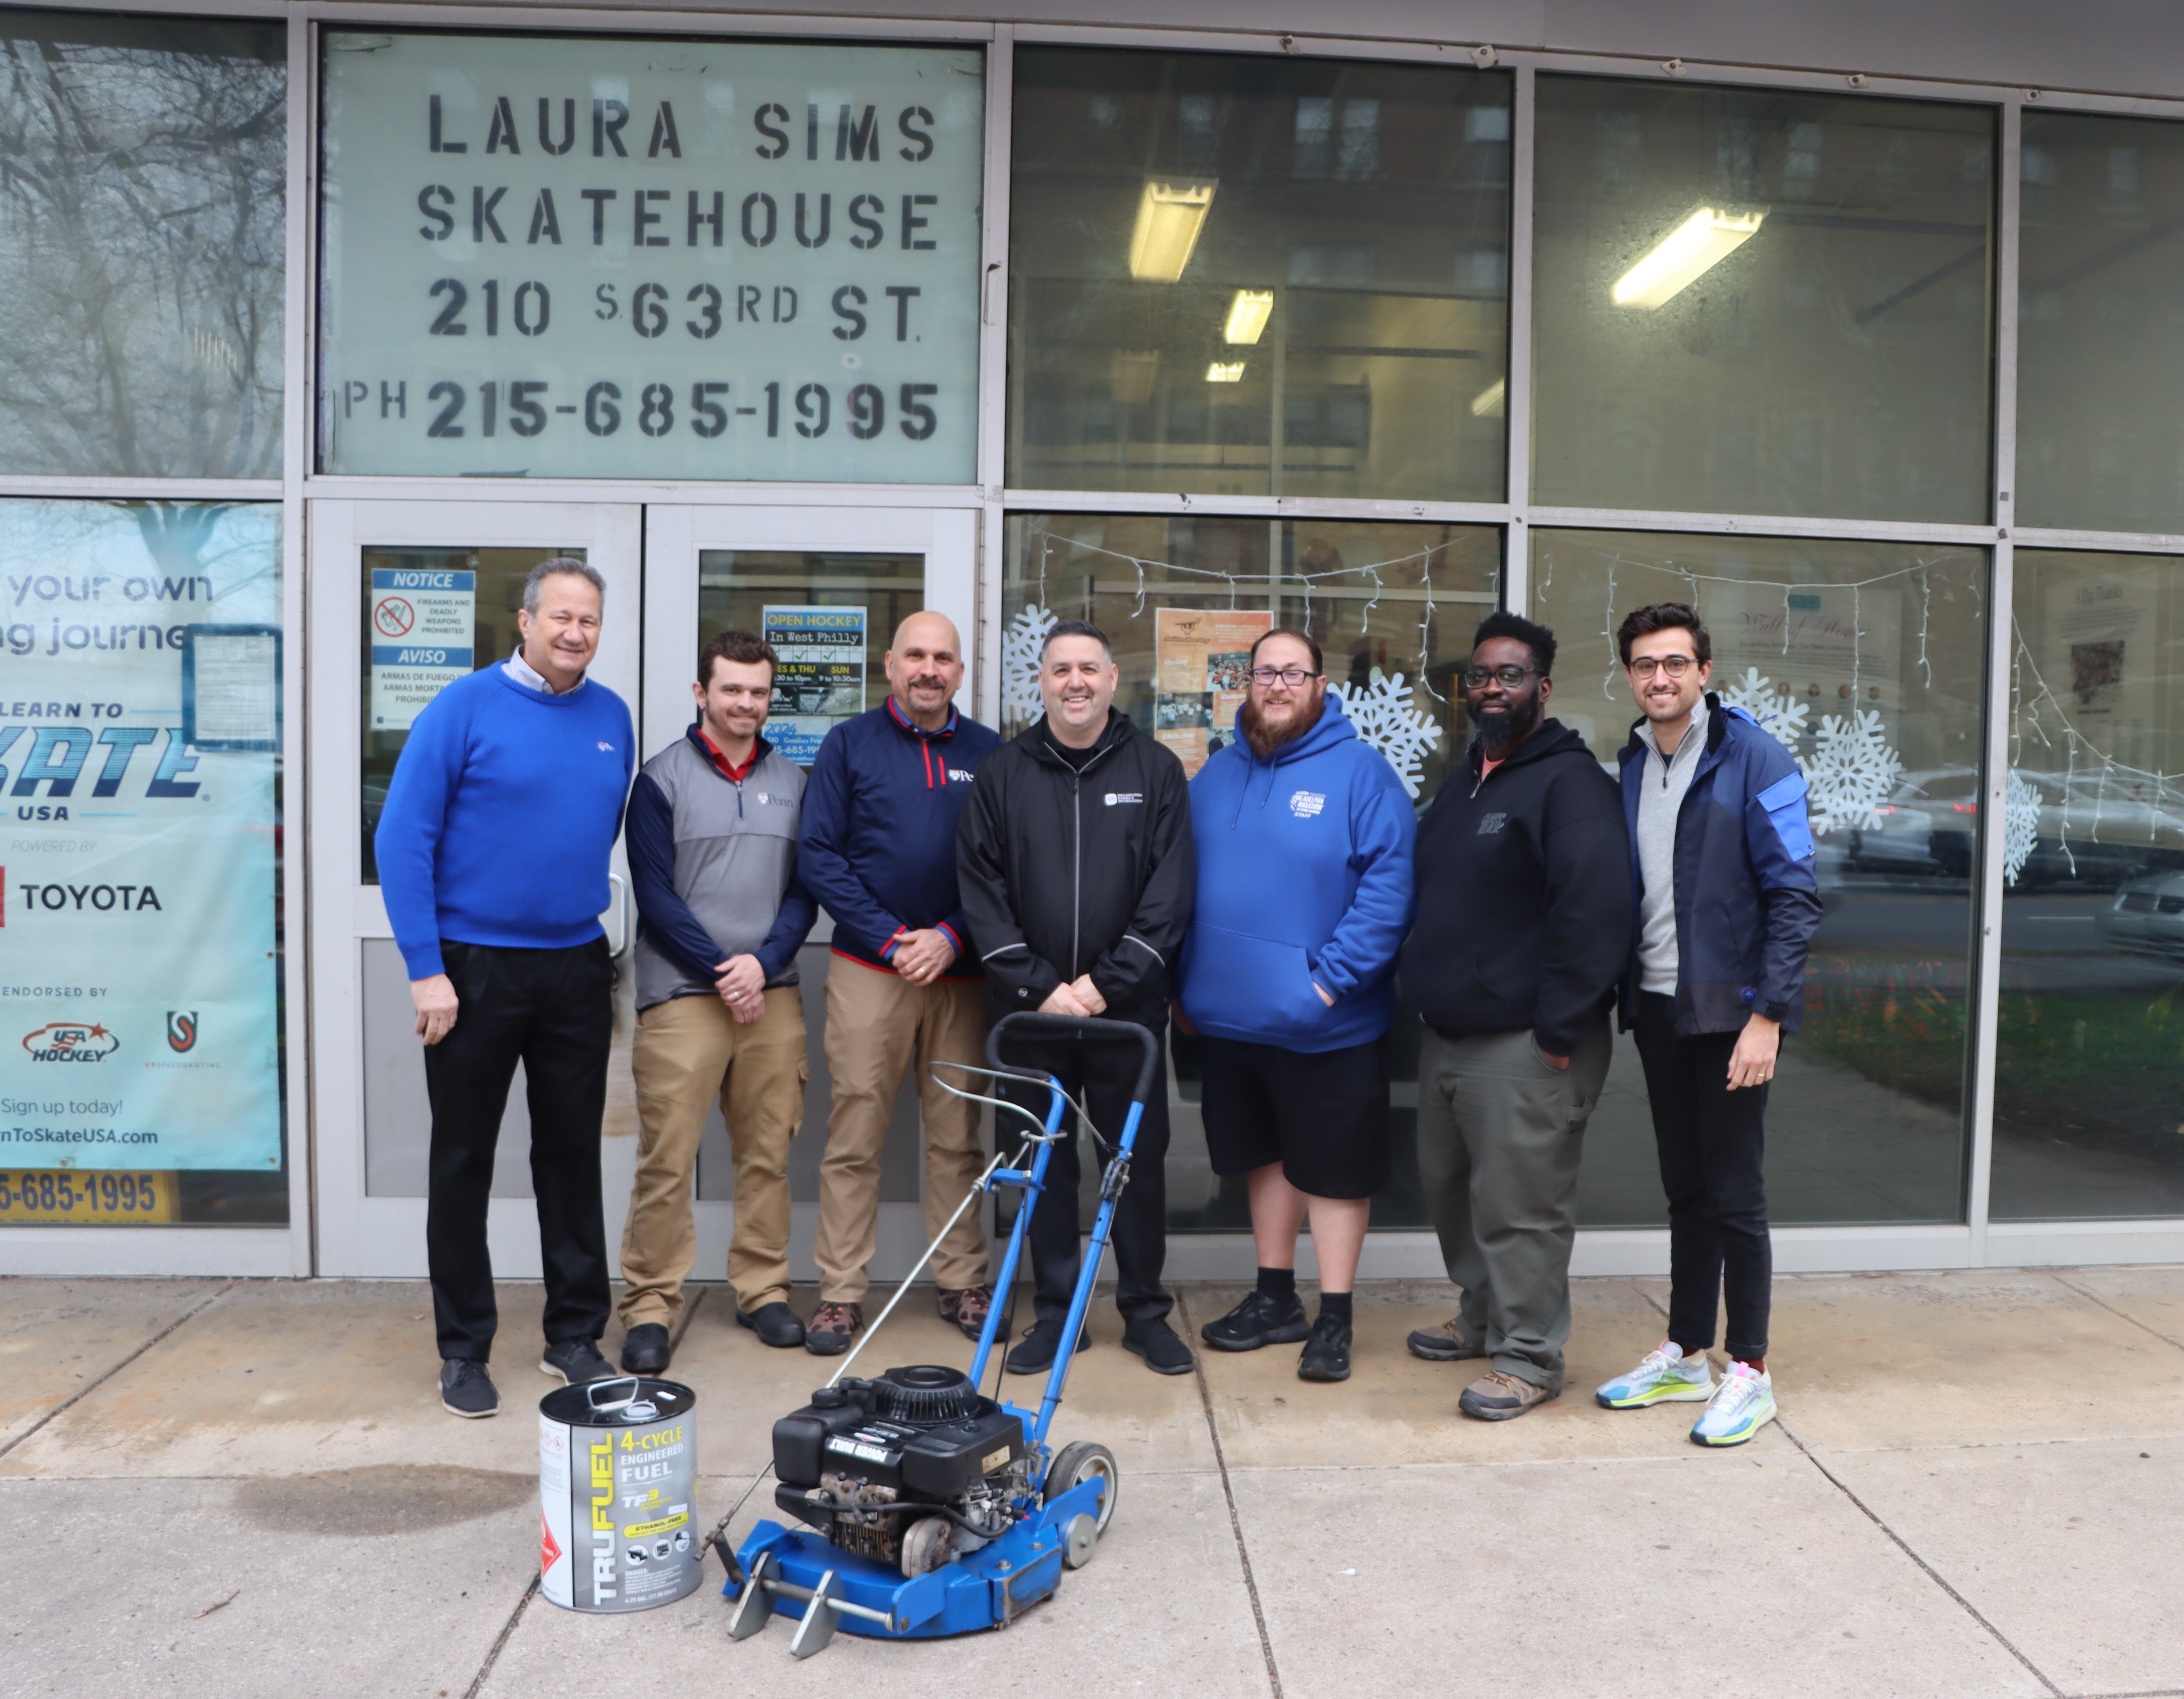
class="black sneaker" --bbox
[440,1358,499,1419]
[1200,1289,1311,1352]
[736,1302,806,1349]
[1004,1317,1090,1375]
[1297,1312,1352,1383]
[620,1323,671,1374]
[540,1338,617,1384]
[1121,1317,1195,1376]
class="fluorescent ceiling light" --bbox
[1470,378,1506,418]
[1223,289,1275,344]
[1205,361,1246,383]
[1129,180,1216,282]
[1611,207,1767,308]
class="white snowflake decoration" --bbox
[2002,770,2040,888]
[1716,666,1811,753]
[1329,667,1442,799]
[1800,709,1904,836]
[1001,604,1056,726]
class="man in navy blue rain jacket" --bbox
[796,613,1002,1357]
[1592,602,1822,1449]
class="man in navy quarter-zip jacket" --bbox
[956,619,1198,1377]
[796,612,1002,1356]
[1397,611,1632,1422]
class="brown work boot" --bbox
[805,1302,863,1357]
[1459,1369,1558,1421]
[938,1285,994,1341]
[1406,1317,1487,1362]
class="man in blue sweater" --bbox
[1178,629,1415,1384]
[376,558,635,1418]
[796,612,1002,1355]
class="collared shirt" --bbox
[1635,698,1708,995]
[696,728,761,785]
[504,649,587,695]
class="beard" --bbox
[1240,689,1325,759]
[1474,691,1543,755]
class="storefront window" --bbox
[0,10,285,479]
[1532,78,1993,524]
[2017,114,2184,535]
[1991,549,2184,1219]
[319,32,983,482]
[1004,514,1501,1230]
[1532,528,1987,1226]
[0,499,285,1227]
[1008,49,1512,502]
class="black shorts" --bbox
[1198,1034,1390,1200]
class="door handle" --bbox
[604,872,630,959]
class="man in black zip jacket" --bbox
[1397,611,1633,1421]
[956,619,1198,1376]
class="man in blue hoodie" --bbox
[1178,629,1415,1383]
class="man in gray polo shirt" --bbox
[617,628,817,1371]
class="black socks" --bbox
[1256,1266,1297,1304]
[1317,1290,1353,1325]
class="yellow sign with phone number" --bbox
[0,1170,175,1224]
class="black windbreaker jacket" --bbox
[1398,718,1633,1055]
[955,713,1196,1025]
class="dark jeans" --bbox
[424,938,615,1362]
[997,1023,1173,1332]
[1633,990,1772,1362]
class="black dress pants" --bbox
[1633,991,1772,1362]
[424,938,615,1362]
[997,1023,1173,1331]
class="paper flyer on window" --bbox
[1154,606,1271,777]
[762,604,867,764]
[0,501,283,1172]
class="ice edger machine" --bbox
[720,1012,1157,1656]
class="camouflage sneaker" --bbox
[938,1285,994,1341]
[1406,1317,1488,1362]
[805,1301,863,1357]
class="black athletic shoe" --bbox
[1296,1313,1353,1383]
[1005,1317,1090,1375]
[1200,1289,1311,1353]
[540,1338,617,1384]
[440,1358,499,1419]
[736,1302,807,1349]
[620,1323,671,1374]
[1122,1317,1195,1376]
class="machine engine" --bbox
[771,1365,1032,1574]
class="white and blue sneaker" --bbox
[1690,1361,1776,1447]
[1595,1340,1714,1409]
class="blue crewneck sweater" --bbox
[375,665,635,979]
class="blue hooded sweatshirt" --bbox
[1176,692,1417,1053]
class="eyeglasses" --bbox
[1627,655,1699,679]
[1248,667,1322,687]
[1462,664,1541,689]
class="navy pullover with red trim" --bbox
[796,698,1002,976]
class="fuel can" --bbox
[539,1376,702,1613]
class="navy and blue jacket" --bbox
[798,698,1002,976]
[1616,695,1824,1037]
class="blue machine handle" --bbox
[986,1011,1161,1107]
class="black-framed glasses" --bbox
[1627,654,1699,679]
[1248,666,1322,687]
[1462,664,1541,689]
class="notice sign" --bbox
[370,566,475,731]
[319,32,983,482]
[763,605,866,763]
[1155,607,1272,777]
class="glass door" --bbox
[308,500,642,1278]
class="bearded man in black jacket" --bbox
[1397,611,1633,1421]
[956,619,1197,1377]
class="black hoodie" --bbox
[955,712,1196,1025]
[1398,718,1632,1054]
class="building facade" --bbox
[3,0,2181,1282]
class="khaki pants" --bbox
[620,988,808,1326]
[816,963,988,1304]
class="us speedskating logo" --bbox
[22,1022,120,1063]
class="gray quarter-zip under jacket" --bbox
[1635,698,1708,996]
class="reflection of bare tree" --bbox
[0,16,283,477]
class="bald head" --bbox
[886,610,966,731]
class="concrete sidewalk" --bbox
[5,1269,2183,1699]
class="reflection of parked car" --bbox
[1850,767,1979,878]
[2011,770,2184,890]
[2097,871,2184,957]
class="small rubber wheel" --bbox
[1061,1512,1098,1570]
[1043,1440,1119,1534]
[900,1516,953,1578]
